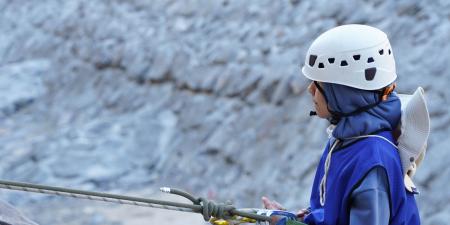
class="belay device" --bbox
[0,179,306,225]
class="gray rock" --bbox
[271,75,292,105]
[207,41,238,65]
[0,1,449,224]
[0,200,38,225]
[0,60,49,117]
[146,46,176,81]
[235,67,263,98]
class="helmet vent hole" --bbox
[318,63,325,68]
[340,60,348,66]
[365,67,377,81]
[353,55,361,61]
[328,58,335,64]
[388,49,391,55]
[309,55,317,67]
[367,57,375,63]
[379,49,384,55]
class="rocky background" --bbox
[0,0,449,224]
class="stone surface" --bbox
[0,0,449,224]
[0,201,38,225]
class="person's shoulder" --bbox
[355,132,400,162]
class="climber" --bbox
[262,24,429,225]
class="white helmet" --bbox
[302,24,396,90]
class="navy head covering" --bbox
[321,83,401,139]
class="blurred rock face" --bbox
[0,200,38,225]
[0,0,449,224]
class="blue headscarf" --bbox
[322,83,401,139]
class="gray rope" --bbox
[0,180,270,222]
[319,139,340,206]
[0,182,198,213]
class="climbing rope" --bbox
[0,179,270,224]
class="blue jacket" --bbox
[304,131,420,225]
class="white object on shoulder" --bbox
[397,87,430,193]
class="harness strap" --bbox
[345,134,398,149]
